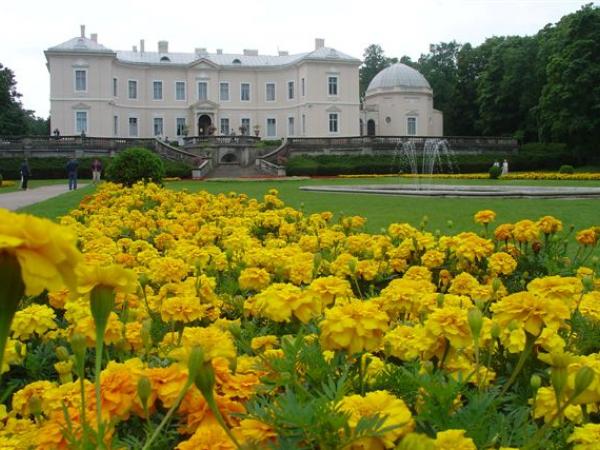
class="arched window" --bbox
[367,119,376,136]
[232,58,241,64]
[160,56,170,62]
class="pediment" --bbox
[71,102,91,110]
[326,105,342,113]
[190,99,219,110]
[189,58,219,69]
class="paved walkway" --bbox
[0,184,88,211]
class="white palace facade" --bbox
[45,26,443,139]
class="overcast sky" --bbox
[1,0,596,117]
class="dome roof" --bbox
[366,63,431,93]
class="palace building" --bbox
[45,26,442,139]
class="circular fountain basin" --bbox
[300,183,600,199]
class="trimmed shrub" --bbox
[105,147,165,186]
[559,164,575,174]
[489,165,502,179]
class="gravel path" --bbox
[0,184,87,211]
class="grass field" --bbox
[0,179,69,193]
[16,177,600,237]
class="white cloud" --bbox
[1,0,595,117]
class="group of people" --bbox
[493,159,509,175]
[19,158,103,191]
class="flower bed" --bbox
[0,184,599,449]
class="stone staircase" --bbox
[207,163,266,179]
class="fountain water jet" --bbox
[394,139,457,189]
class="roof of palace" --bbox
[366,63,432,93]
[46,37,361,67]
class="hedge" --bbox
[0,156,191,180]
[285,143,576,176]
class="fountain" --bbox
[393,139,456,189]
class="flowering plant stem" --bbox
[499,332,536,397]
[0,253,25,381]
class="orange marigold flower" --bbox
[474,209,496,225]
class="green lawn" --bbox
[15,177,600,238]
[0,179,69,193]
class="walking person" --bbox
[66,157,79,190]
[501,159,509,176]
[20,159,30,190]
[91,158,102,183]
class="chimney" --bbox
[315,38,325,50]
[158,40,169,53]
[243,49,258,56]
[80,24,86,38]
[140,39,145,54]
[278,50,289,56]
[195,47,207,55]
[132,45,137,53]
[91,33,98,43]
[216,49,223,55]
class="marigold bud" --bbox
[70,333,87,359]
[194,361,216,402]
[551,367,567,400]
[137,376,152,410]
[187,346,205,382]
[28,396,42,417]
[55,346,70,362]
[492,277,502,293]
[491,322,501,339]
[574,366,595,398]
[582,276,594,293]
[468,308,483,341]
[530,374,542,391]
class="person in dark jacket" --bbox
[20,159,30,190]
[66,158,79,190]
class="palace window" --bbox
[301,78,305,96]
[328,76,338,96]
[75,70,87,92]
[329,113,339,133]
[128,80,138,99]
[75,111,87,133]
[288,117,295,136]
[241,118,250,135]
[220,82,230,101]
[153,81,163,100]
[220,118,230,135]
[113,115,118,136]
[175,81,186,101]
[241,83,250,101]
[113,78,118,97]
[176,118,187,136]
[197,82,208,100]
[128,117,138,137]
[266,118,276,137]
[302,114,306,135]
[407,117,417,136]
[153,117,163,136]
[288,81,295,100]
[266,83,276,102]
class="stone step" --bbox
[207,164,264,179]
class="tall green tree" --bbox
[537,4,600,159]
[359,45,398,99]
[0,63,28,135]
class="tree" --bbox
[359,45,398,99]
[0,63,28,135]
[537,4,600,160]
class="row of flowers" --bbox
[0,182,599,449]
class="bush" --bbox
[559,164,575,174]
[105,147,165,186]
[489,165,502,179]
[0,173,3,186]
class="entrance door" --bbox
[367,119,376,136]
[198,115,212,136]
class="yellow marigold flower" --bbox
[404,266,433,282]
[448,272,480,297]
[148,256,190,283]
[424,306,472,349]
[0,209,81,295]
[176,424,237,450]
[421,250,445,268]
[309,276,354,306]
[580,292,600,321]
[1,338,26,373]
[474,209,496,225]
[568,423,600,450]
[237,419,277,446]
[512,219,540,243]
[487,252,517,276]
[238,267,271,291]
[434,429,477,450]
[500,325,526,353]
[145,364,187,408]
[124,321,144,351]
[384,325,420,361]
[319,299,389,354]
[48,288,70,309]
[72,312,124,347]
[168,325,237,363]
[161,296,206,323]
[378,278,436,319]
[537,215,563,234]
[356,259,380,281]
[338,390,414,448]
[330,252,359,278]
[491,291,570,336]
[527,275,582,305]
[12,380,57,417]
[453,232,494,262]
[576,227,599,246]
[245,283,321,323]
[533,386,583,424]
[251,335,279,352]
[77,263,138,296]
[388,223,418,240]
[11,304,57,340]
[494,223,514,241]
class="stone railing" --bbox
[0,135,156,156]
[192,158,214,179]
[183,135,261,147]
[256,139,288,176]
[153,139,198,166]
